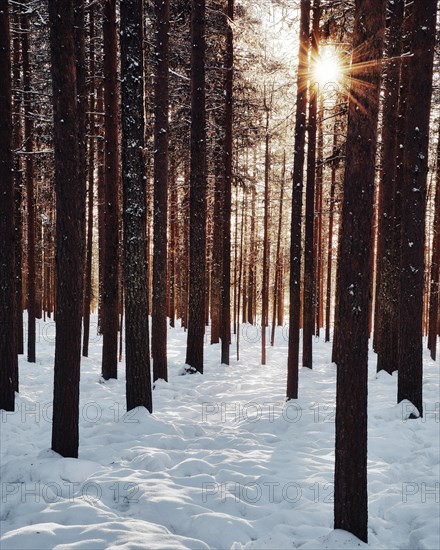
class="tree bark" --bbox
[303,0,320,368]
[334,0,386,542]
[120,0,153,411]
[428,130,440,360]
[398,0,436,417]
[0,0,18,412]
[22,8,36,364]
[287,0,310,400]
[48,0,85,458]
[102,0,119,380]
[152,0,169,381]
[82,2,95,358]
[185,0,207,372]
[221,0,234,365]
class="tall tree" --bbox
[12,7,24,358]
[120,0,153,412]
[82,3,96,358]
[398,0,436,417]
[428,130,440,360]
[22,6,36,363]
[286,0,310,400]
[221,0,234,365]
[102,0,120,380]
[186,0,207,373]
[303,0,320,368]
[0,0,17,412]
[48,0,85,458]
[334,0,386,542]
[152,0,169,382]
[375,0,404,374]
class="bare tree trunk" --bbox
[49,0,85,458]
[287,0,310,400]
[375,0,404,373]
[334,0,386,542]
[271,153,285,347]
[325,123,338,343]
[82,1,95,358]
[247,159,257,325]
[97,82,105,334]
[428,131,440,360]
[120,0,152,411]
[169,160,177,328]
[152,0,169,381]
[0,0,17,412]
[261,107,270,365]
[12,8,24,358]
[22,8,36,364]
[221,0,234,365]
[101,0,120,380]
[186,0,207,373]
[303,0,320,368]
[398,0,436,417]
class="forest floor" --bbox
[1,315,439,550]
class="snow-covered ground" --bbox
[1,315,439,549]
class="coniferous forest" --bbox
[0,1,439,548]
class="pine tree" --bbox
[221,0,234,365]
[334,0,386,541]
[375,0,404,374]
[287,0,310,400]
[186,0,207,373]
[102,0,120,380]
[120,0,153,412]
[303,0,320,369]
[152,0,169,382]
[48,0,85,458]
[0,0,18,412]
[398,0,437,417]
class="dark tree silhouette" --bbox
[186,0,207,373]
[120,0,153,412]
[334,0,386,542]
[48,0,85,458]
[398,0,436,417]
[375,0,404,374]
[102,0,120,380]
[303,0,320,369]
[152,0,169,382]
[221,0,234,365]
[0,0,17,412]
[287,0,310,400]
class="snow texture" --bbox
[1,314,439,549]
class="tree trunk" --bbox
[271,153,285,346]
[334,0,386,542]
[152,0,169,381]
[12,8,24,358]
[186,0,207,373]
[375,0,404,373]
[0,0,17,412]
[102,0,119,380]
[221,0,234,365]
[428,130,440,360]
[303,0,320,368]
[287,0,310,400]
[82,1,95,358]
[261,104,271,364]
[22,8,36,364]
[397,0,436,417]
[120,0,152,410]
[49,0,85,458]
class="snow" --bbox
[1,314,439,550]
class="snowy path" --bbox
[1,316,439,549]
